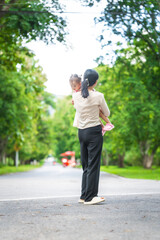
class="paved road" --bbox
[0,160,160,240]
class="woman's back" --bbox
[73,90,110,129]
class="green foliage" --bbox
[0,46,56,163]
[154,147,160,166]
[0,0,67,44]
[124,146,142,166]
[80,0,160,168]
[1,0,159,169]
[83,0,160,63]
[0,0,68,165]
[96,49,160,168]
[51,95,80,161]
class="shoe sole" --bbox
[78,199,84,203]
[84,198,105,205]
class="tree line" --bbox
[0,0,159,169]
[52,0,160,168]
[0,0,66,166]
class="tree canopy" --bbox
[0,0,67,44]
[80,0,160,168]
[1,0,160,169]
[0,0,67,165]
[82,0,160,60]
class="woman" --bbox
[72,69,110,205]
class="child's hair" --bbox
[69,74,81,84]
[81,69,99,98]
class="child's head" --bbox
[69,74,81,92]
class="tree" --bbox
[0,0,68,165]
[81,0,160,168]
[0,48,48,164]
[0,0,67,71]
[51,95,80,161]
[82,0,160,61]
[96,51,160,168]
[0,0,67,44]
[95,64,130,168]
[82,0,160,92]
[11,90,56,165]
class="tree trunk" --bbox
[143,153,154,169]
[0,137,8,163]
[15,151,19,167]
[101,149,109,166]
[118,154,124,168]
[101,155,107,166]
[140,141,159,169]
[0,0,17,18]
[2,152,6,165]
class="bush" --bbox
[124,147,142,166]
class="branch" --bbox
[137,32,160,62]
[0,1,5,11]
[0,0,17,18]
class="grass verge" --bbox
[0,160,44,175]
[100,165,160,180]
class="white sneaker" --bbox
[78,199,84,203]
[84,197,105,205]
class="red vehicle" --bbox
[60,151,76,167]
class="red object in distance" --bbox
[60,151,75,157]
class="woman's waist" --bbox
[78,124,101,130]
[78,120,101,129]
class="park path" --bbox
[0,160,160,240]
[0,159,160,201]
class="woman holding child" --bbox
[70,69,111,205]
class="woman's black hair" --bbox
[81,69,99,98]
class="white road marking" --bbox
[0,195,79,202]
[0,192,160,202]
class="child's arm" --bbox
[99,109,111,124]
[99,118,104,128]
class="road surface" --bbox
[0,160,160,240]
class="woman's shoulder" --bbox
[73,90,104,101]
[90,90,104,98]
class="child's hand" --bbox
[72,99,74,105]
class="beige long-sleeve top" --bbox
[72,90,110,129]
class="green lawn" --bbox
[100,166,160,180]
[0,161,44,175]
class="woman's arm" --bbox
[99,94,110,117]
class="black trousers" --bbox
[78,125,103,202]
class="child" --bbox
[69,74,81,93]
[69,74,114,135]
[69,74,81,127]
